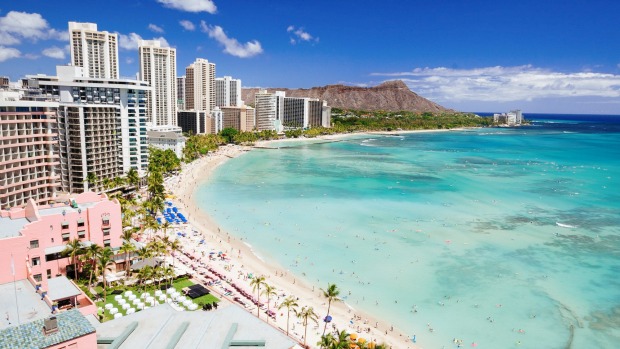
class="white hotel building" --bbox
[215,76,241,107]
[25,66,151,193]
[69,22,119,80]
[139,40,177,127]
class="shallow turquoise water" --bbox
[196,119,620,349]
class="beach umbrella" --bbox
[350,333,358,341]
[323,315,332,323]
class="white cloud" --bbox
[0,46,20,61]
[287,25,317,44]
[118,32,170,50]
[126,57,134,64]
[24,53,39,60]
[0,11,66,44]
[179,20,196,31]
[370,65,620,102]
[42,46,65,59]
[148,24,164,33]
[0,31,19,45]
[200,21,262,58]
[157,0,216,13]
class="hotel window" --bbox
[33,274,42,282]
[102,216,110,225]
[61,221,69,229]
[32,257,41,266]
[77,218,85,227]
[103,228,111,236]
[30,240,39,249]
[78,230,86,238]
[103,239,111,247]
[47,269,51,279]
[62,233,70,242]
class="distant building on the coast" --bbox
[177,75,186,111]
[185,58,216,114]
[220,105,255,132]
[493,110,523,126]
[215,76,242,107]
[147,126,186,159]
[178,110,208,134]
[254,90,285,131]
[254,90,331,131]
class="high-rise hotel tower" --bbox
[69,22,119,79]
[138,40,177,127]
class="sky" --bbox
[1,0,619,114]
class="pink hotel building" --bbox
[0,191,122,311]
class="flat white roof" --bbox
[46,276,81,301]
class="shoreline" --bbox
[168,132,445,348]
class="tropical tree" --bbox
[119,241,136,276]
[85,244,103,288]
[97,248,115,301]
[102,177,112,190]
[62,238,83,280]
[126,168,140,189]
[250,275,266,318]
[295,306,319,347]
[137,265,154,294]
[160,221,171,240]
[262,283,277,324]
[321,283,341,336]
[318,333,337,349]
[168,238,181,268]
[84,172,98,191]
[162,266,175,287]
[136,246,153,263]
[278,296,299,336]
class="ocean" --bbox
[195,114,620,349]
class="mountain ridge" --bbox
[241,80,451,113]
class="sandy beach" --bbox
[166,136,425,349]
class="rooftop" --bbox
[95,303,297,349]
[0,309,95,349]
[0,280,52,330]
[46,276,81,302]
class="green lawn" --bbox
[93,277,219,322]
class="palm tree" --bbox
[136,246,153,263]
[137,265,153,293]
[321,283,341,336]
[295,306,318,347]
[84,172,98,192]
[168,238,181,268]
[249,275,266,318]
[85,244,103,288]
[278,296,299,336]
[112,176,126,190]
[126,168,140,189]
[162,266,175,287]
[119,241,136,276]
[262,283,277,324]
[121,228,135,244]
[102,177,112,190]
[62,238,83,280]
[160,221,171,240]
[318,333,337,349]
[97,248,115,301]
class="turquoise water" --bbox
[196,117,620,349]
